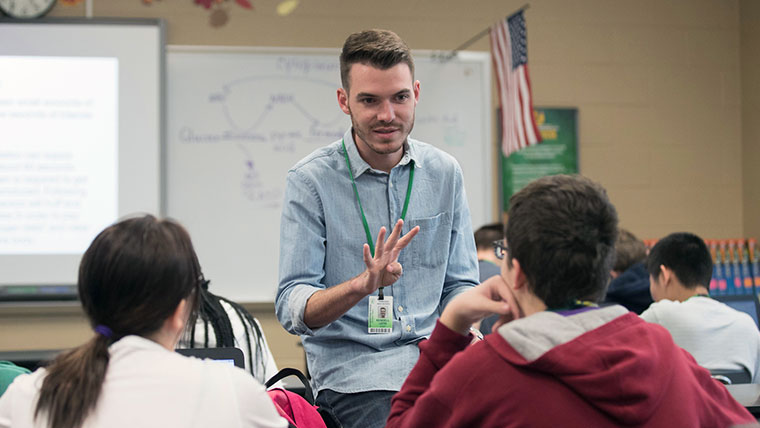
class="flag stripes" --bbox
[490,11,541,157]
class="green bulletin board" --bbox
[501,108,578,210]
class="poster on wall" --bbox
[501,107,578,210]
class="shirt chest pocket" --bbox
[406,212,451,269]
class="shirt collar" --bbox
[342,128,422,177]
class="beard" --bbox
[349,110,415,156]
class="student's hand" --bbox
[355,219,419,295]
[440,275,516,335]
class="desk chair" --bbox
[710,368,752,385]
[714,294,760,330]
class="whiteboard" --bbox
[167,46,492,302]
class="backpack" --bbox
[265,368,341,428]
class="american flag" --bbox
[490,11,541,157]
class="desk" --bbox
[2,348,311,399]
[0,349,63,371]
[726,384,760,416]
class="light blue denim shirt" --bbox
[276,129,478,394]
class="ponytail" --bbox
[33,215,203,428]
[35,333,112,428]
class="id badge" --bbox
[368,295,393,334]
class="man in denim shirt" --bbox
[276,29,478,428]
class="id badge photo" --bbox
[368,295,393,334]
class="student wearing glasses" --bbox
[387,175,753,428]
[473,223,507,335]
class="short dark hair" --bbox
[78,215,202,338]
[340,29,414,91]
[474,223,504,251]
[646,232,712,289]
[612,229,647,272]
[506,175,618,309]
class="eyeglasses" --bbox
[492,240,508,260]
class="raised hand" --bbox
[357,219,419,295]
[304,219,419,329]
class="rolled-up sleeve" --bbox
[275,169,327,336]
[440,163,478,310]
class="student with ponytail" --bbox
[0,215,287,428]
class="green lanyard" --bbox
[341,139,415,257]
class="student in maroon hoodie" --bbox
[387,174,754,428]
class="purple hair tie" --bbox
[94,325,113,338]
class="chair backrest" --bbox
[710,368,752,385]
[714,295,760,329]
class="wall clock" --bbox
[0,0,57,18]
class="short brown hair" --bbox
[612,229,647,272]
[506,175,618,309]
[475,223,504,251]
[340,29,414,91]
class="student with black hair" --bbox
[178,282,279,384]
[0,215,286,428]
[641,232,760,382]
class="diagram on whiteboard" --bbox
[238,144,282,207]
[176,75,348,152]
[169,56,351,212]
